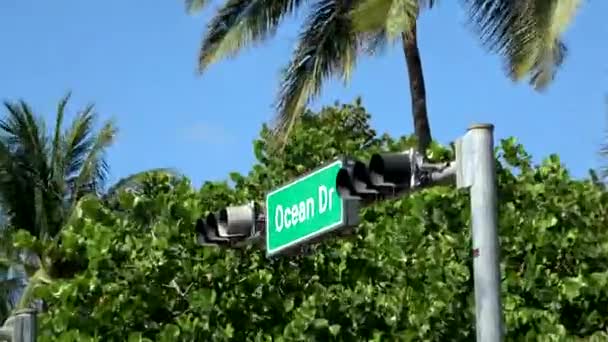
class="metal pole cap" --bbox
[468,123,494,131]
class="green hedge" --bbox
[24,100,608,341]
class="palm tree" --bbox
[185,0,433,153]
[0,93,116,240]
[0,93,179,311]
[185,0,582,154]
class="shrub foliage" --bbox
[20,100,608,341]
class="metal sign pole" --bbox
[456,124,504,341]
[0,309,36,342]
[12,309,36,342]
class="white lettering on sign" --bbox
[274,197,315,232]
[274,185,336,232]
[318,185,335,214]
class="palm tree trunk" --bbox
[401,23,432,155]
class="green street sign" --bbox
[266,160,356,256]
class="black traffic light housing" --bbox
[336,148,421,202]
[336,159,379,200]
[196,202,261,246]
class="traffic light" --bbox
[336,148,422,202]
[335,159,379,200]
[196,202,261,246]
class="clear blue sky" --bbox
[0,0,606,187]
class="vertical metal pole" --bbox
[468,124,503,341]
[12,309,36,342]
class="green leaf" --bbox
[283,297,295,312]
[329,324,341,336]
[385,0,417,39]
[312,318,328,329]
[561,276,586,301]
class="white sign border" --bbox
[265,159,345,256]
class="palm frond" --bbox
[0,154,39,234]
[185,0,209,14]
[67,120,117,203]
[35,187,51,239]
[103,168,183,200]
[0,101,49,177]
[273,0,359,144]
[197,0,303,72]
[0,143,20,214]
[350,0,425,39]
[49,93,70,187]
[0,151,35,234]
[61,104,97,182]
[0,102,50,235]
[359,29,389,56]
[463,0,582,90]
